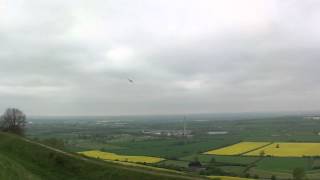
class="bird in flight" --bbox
[128,78,134,83]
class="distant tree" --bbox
[276,144,280,148]
[259,150,265,157]
[188,160,202,168]
[168,156,178,160]
[293,168,306,180]
[188,156,203,170]
[210,157,216,163]
[245,173,251,178]
[0,108,27,135]
[271,175,277,180]
[54,154,66,166]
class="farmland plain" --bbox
[25,113,320,179]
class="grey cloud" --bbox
[1,0,320,115]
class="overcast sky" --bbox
[1,0,320,116]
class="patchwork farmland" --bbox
[206,142,320,157]
[27,115,320,179]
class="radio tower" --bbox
[183,116,186,137]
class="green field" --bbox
[109,138,238,158]
[0,153,41,180]
[247,168,291,179]
[181,154,259,165]
[256,157,311,172]
[219,166,247,174]
[157,160,190,168]
[208,176,253,180]
[25,115,320,179]
[0,132,206,180]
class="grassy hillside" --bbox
[0,132,205,180]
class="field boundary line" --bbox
[240,142,274,156]
[242,156,265,173]
[201,141,242,155]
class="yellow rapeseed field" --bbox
[244,142,320,157]
[204,142,270,155]
[79,150,164,163]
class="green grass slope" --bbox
[0,153,41,180]
[0,132,205,180]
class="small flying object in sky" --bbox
[128,78,134,83]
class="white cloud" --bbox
[106,47,135,68]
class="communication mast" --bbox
[183,116,186,137]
